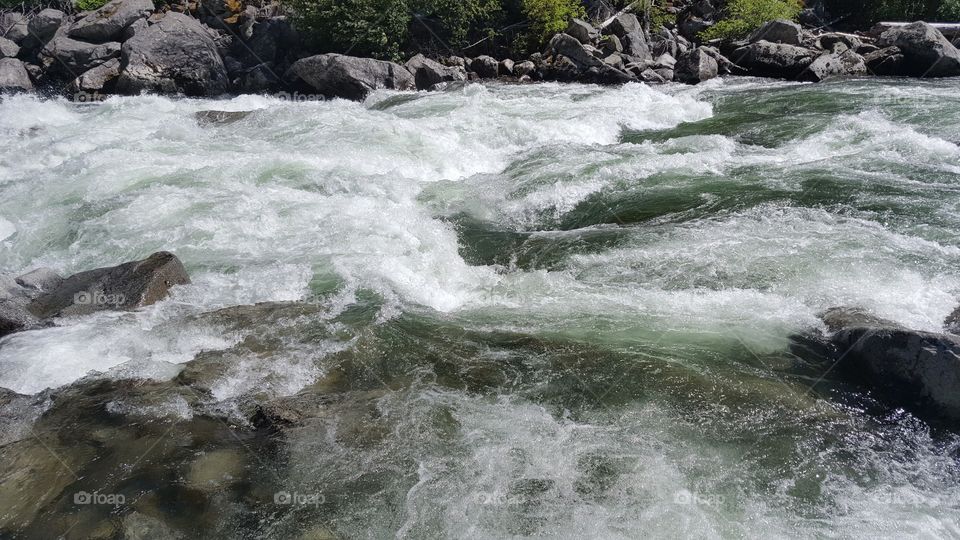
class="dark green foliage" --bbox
[822,0,945,27]
[700,0,803,41]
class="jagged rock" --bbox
[122,17,148,40]
[40,36,120,79]
[549,33,603,70]
[602,53,624,70]
[602,13,650,60]
[600,34,623,55]
[499,58,514,76]
[566,18,596,44]
[287,53,413,100]
[28,251,190,319]
[513,60,535,78]
[732,40,816,79]
[70,57,121,93]
[404,53,465,90]
[863,46,905,76]
[0,13,29,44]
[470,55,499,78]
[815,307,960,423]
[28,9,67,43]
[639,67,667,83]
[877,21,960,77]
[946,306,960,334]
[0,37,18,58]
[676,47,718,84]
[700,46,743,74]
[0,58,33,93]
[749,19,803,46]
[15,268,63,293]
[802,50,867,81]
[70,0,154,43]
[117,12,229,96]
[0,299,39,337]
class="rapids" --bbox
[1,77,959,538]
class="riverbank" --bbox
[1,0,959,100]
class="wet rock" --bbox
[287,53,414,101]
[863,46,905,76]
[70,0,154,43]
[70,57,121,93]
[184,449,244,492]
[0,58,32,93]
[123,512,184,540]
[0,299,39,337]
[28,251,190,319]
[117,12,229,96]
[470,55,499,78]
[15,268,63,294]
[802,50,867,81]
[498,58,514,76]
[749,19,803,46]
[513,60,535,78]
[28,9,68,43]
[0,13,29,44]
[877,21,960,77]
[732,40,816,79]
[639,67,667,83]
[194,109,252,126]
[566,18,596,44]
[404,53,465,90]
[946,306,960,335]
[676,47,718,84]
[0,37,18,58]
[813,308,960,423]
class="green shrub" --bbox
[408,0,505,49]
[521,0,585,43]
[938,0,960,19]
[700,0,803,41]
[289,0,412,60]
[75,0,109,9]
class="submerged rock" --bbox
[286,53,414,101]
[28,251,190,319]
[194,109,252,125]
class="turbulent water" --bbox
[1,77,960,538]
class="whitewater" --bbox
[1,77,960,538]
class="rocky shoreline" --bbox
[1,0,959,100]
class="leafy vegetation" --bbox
[700,0,803,41]
[520,0,584,42]
[75,0,109,10]
[941,0,960,20]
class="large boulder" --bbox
[470,55,499,78]
[28,9,68,43]
[405,54,465,89]
[877,21,960,77]
[69,0,154,43]
[40,35,121,79]
[28,252,190,319]
[863,46,905,76]
[286,53,414,101]
[748,19,803,46]
[675,47,718,84]
[0,37,18,58]
[70,57,121,93]
[117,12,229,96]
[601,13,650,60]
[732,40,816,79]
[802,50,867,81]
[0,58,34,93]
[0,13,29,44]
[549,33,603,70]
[815,308,960,423]
[566,18,597,45]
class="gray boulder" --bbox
[0,300,39,338]
[802,50,867,81]
[117,12,229,96]
[0,58,33,93]
[0,37,18,58]
[498,58,514,76]
[818,308,960,423]
[732,40,816,79]
[287,53,414,101]
[404,53,465,90]
[0,13,29,44]
[69,0,154,43]
[470,55,499,78]
[863,46,905,76]
[602,13,642,39]
[15,268,63,293]
[946,306,960,335]
[70,57,121,93]
[513,60,535,78]
[549,33,603,70]
[676,47,718,84]
[749,19,803,46]
[877,21,960,77]
[40,35,120,78]
[28,9,68,43]
[566,18,597,44]
[28,251,190,319]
